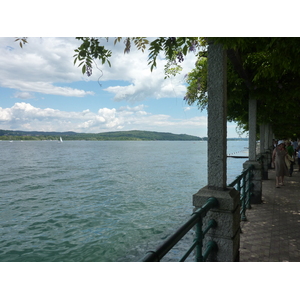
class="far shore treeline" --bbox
[0,129,248,141]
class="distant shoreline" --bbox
[0,139,248,142]
[0,129,248,142]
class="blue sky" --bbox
[0,37,246,138]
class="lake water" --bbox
[0,140,248,262]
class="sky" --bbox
[0,37,246,138]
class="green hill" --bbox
[0,129,203,141]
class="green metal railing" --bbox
[228,165,254,221]
[140,197,219,262]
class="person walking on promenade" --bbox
[286,141,295,176]
[293,140,298,155]
[272,140,289,188]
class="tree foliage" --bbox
[183,37,300,138]
[72,37,205,76]
[15,37,28,48]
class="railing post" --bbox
[237,181,241,192]
[195,218,204,262]
[240,173,247,221]
[247,168,253,209]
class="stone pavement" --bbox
[239,167,300,262]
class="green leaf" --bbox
[114,37,122,45]
[183,45,188,56]
[79,50,86,57]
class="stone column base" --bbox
[193,186,240,262]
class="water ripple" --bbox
[0,140,248,261]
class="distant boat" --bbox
[59,137,63,143]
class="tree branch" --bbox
[226,49,253,90]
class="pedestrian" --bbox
[293,140,298,155]
[272,140,289,188]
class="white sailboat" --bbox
[59,136,63,143]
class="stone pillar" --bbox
[244,96,262,204]
[207,45,227,190]
[248,96,257,161]
[269,126,274,150]
[264,123,270,152]
[260,123,265,154]
[264,123,272,169]
[193,42,240,262]
[260,123,268,179]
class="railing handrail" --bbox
[140,197,218,262]
[228,164,254,187]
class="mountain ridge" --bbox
[0,129,203,141]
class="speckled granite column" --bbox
[264,123,272,151]
[207,42,227,190]
[243,96,262,204]
[268,126,275,162]
[193,42,240,261]
[260,123,265,154]
[248,96,257,161]
[264,123,272,169]
[260,123,269,179]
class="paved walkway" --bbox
[239,167,300,262]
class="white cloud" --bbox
[13,92,34,99]
[103,74,187,103]
[0,102,207,135]
[0,37,94,97]
[101,45,196,103]
[7,80,94,97]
